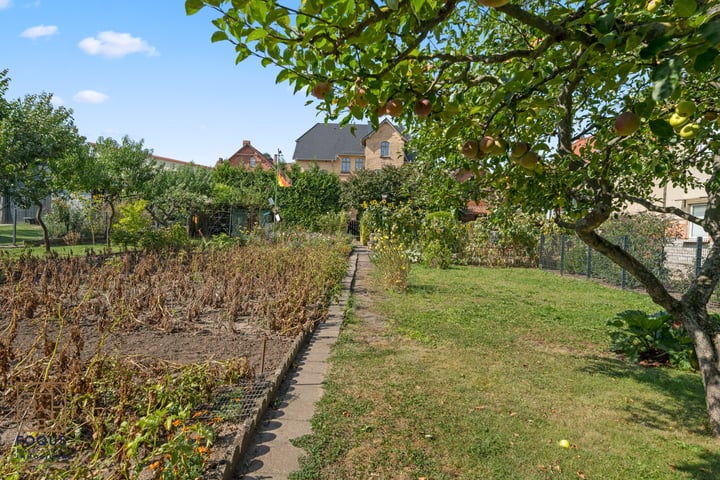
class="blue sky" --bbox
[0,0,326,167]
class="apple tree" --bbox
[0,84,88,252]
[187,0,720,434]
[80,136,158,247]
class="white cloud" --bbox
[50,94,64,106]
[0,0,11,10]
[78,31,158,58]
[20,24,58,39]
[73,90,108,104]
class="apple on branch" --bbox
[614,111,641,136]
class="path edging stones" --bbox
[211,246,359,480]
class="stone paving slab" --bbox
[234,246,368,479]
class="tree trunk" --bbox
[105,202,116,249]
[35,201,51,253]
[678,306,720,436]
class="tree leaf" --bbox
[649,119,675,138]
[184,0,205,16]
[693,48,719,73]
[651,59,681,101]
[211,31,228,43]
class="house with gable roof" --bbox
[217,139,276,171]
[292,119,411,180]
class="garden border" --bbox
[209,245,359,480]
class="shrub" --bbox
[607,310,698,371]
[417,211,465,268]
[111,200,152,249]
[420,211,466,268]
[140,223,192,251]
[359,199,422,249]
[464,210,542,267]
[315,210,349,236]
[371,235,410,292]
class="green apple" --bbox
[490,138,508,155]
[668,112,690,129]
[614,111,641,136]
[646,0,661,12]
[679,123,700,139]
[518,151,539,169]
[675,100,696,116]
[558,439,571,448]
[510,142,530,159]
[479,136,496,153]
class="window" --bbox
[249,157,256,168]
[690,203,708,239]
[341,157,351,173]
[355,158,365,171]
[380,141,390,157]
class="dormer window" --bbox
[380,141,390,157]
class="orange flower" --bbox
[148,461,161,471]
[172,419,182,428]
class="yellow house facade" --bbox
[292,119,410,181]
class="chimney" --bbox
[243,140,251,146]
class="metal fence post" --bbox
[538,233,545,269]
[696,237,703,278]
[586,245,592,279]
[621,235,628,290]
[560,235,566,275]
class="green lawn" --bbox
[0,224,117,257]
[292,265,719,479]
[0,222,44,244]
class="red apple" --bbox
[461,140,480,159]
[414,98,432,117]
[385,99,403,117]
[311,81,331,99]
[614,111,640,136]
[353,88,368,108]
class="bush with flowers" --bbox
[371,234,410,292]
[420,211,467,268]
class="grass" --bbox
[0,222,44,244]
[0,224,123,257]
[291,265,719,479]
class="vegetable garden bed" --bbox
[0,239,350,479]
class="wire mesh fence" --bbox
[539,233,719,307]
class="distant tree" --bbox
[143,165,213,227]
[340,164,414,211]
[213,161,273,212]
[280,164,341,230]
[81,136,158,247]
[0,87,88,252]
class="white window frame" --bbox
[689,203,708,239]
[249,157,256,168]
[355,158,365,171]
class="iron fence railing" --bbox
[539,233,718,307]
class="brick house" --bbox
[218,140,275,170]
[292,119,411,180]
